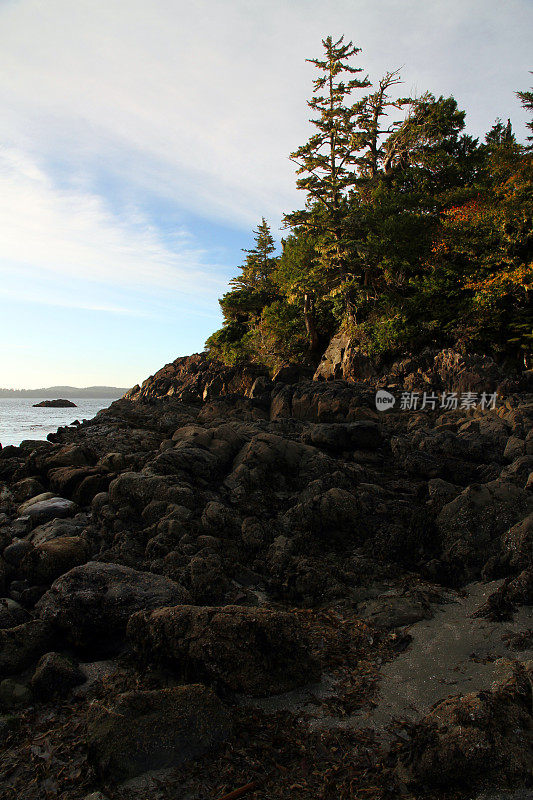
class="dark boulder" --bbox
[36,561,189,651]
[87,684,232,782]
[395,664,533,790]
[31,652,85,699]
[0,620,55,678]
[128,604,320,696]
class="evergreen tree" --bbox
[285,36,370,258]
[230,218,277,291]
[517,77,533,144]
[355,69,407,179]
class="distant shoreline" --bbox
[0,386,128,399]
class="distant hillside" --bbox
[0,386,128,398]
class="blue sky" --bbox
[0,0,531,389]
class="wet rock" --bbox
[0,620,54,677]
[17,496,78,526]
[10,477,45,504]
[0,678,32,710]
[36,561,190,651]
[504,436,527,462]
[29,516,87,546]
[188,551,229,604]
[395,664,533,790]
[87,684,231,782]
[0,598,29,629]
[303,421,382,452]
[17,492,55,513]
[31,651,85,699]
[3,538,33,566]
[128,604,320,696]
[502,513,533,572]
[21,536,90,584]
[358,592,432,630]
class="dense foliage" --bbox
[206,36,533,371]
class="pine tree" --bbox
[284,36,370,332]
[517,76,533,144]
[355,69,407,179]
[230,218,277,291]
[286,36,370,247]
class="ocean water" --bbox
[0,397,121,448]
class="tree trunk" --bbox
[303,292,320,353]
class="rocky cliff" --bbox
[0,351,532,799]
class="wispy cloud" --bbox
[0,147,226,301]
[0,0,530,234]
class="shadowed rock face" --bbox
[0,350,531,796]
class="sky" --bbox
[0,0,531,389]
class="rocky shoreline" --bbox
[0,349,532,799]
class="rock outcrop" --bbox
[0,349,531,798]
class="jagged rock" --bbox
[87,684,232,782]
[31,652,85,699]
[437,480,533,580]
[36,561,190,651]
[303,421,382,452]
[475,567,533,619]
[313,333,376,381]
[501,456,533,488]
[128,604,320,696]
[504,436,527,461]
[502,513,533,572]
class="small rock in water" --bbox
[32,399,77,408]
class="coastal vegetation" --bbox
[206,37,533,371]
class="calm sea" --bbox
[0,397,121,448]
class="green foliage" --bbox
[246,300,309,371]
[205,41,533,370]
